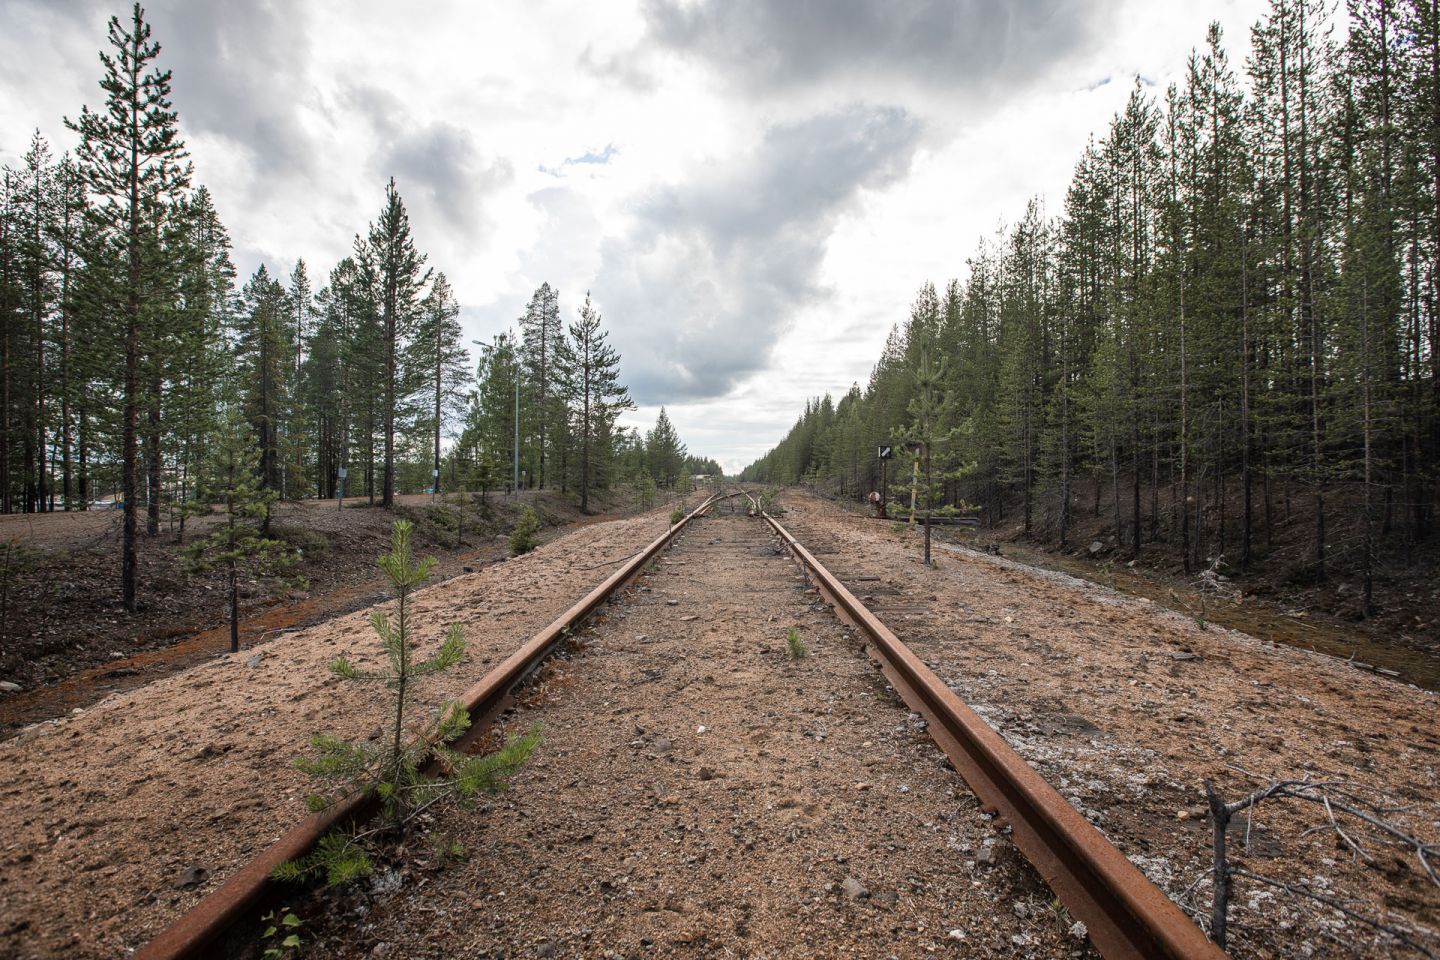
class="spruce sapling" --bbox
[280,520,539,885]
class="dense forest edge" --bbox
[743,0,1439,645]
[0,4,722,620]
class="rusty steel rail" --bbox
[755,500,1226,960]
[138,494,727,960]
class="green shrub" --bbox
[670,507,685,525]
[785,627,807,660]
[510,506,541,555]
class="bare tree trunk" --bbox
[1204,781,1232,950]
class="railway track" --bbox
[134,490,1224,959]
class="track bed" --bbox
[301,507,1085,958]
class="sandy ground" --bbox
[3,489,1435,959]
[776,494,1440,958]
[0,502,685,960]
[0,489,605,694]
[301,506,1091,959]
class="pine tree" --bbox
[284,259,312,500]
[645,407,686,487]
[519,283,561,488]
[556,292,632,512]
[413,272,471,497]
[66,1,190,610]
[359,179,429,508]
[236,265,290,526]
[170,187,234,539]
[51,153,87,511]
[183,414,297,652]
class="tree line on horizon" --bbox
[743,0,1439,614]
[0,3,718,612]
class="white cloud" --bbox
[0,0,1272,473]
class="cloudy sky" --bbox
[1,0,1269,472]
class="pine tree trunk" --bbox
[147,375,161,536]
[434,327,442,498]
[228,563,239,654]
[34,255,46,513]
[1,279,9,515]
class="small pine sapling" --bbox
[786,627,807,660]
[183,415,302,652]
[281,520,539,885]
[510,505,541,555]
[670,507,685,525]
[638,475,657,510]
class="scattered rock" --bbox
[841,877,869,900]
[536,942,558,958]
[697,767,715,781]
[1088,541,1105,555]
[651,737,672,755]
[1165,651,1202,662]
[665,599,680,607]
[175,865,209,889]
[0,681,21,693]
[244,653,264,669]
[679,615,699,622]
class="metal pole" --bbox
[513,359,520,498]
[881,458,887,516]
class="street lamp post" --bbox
[513,360,520,498]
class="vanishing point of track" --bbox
[137,490,1226,959]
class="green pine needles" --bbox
[183,414,301,652]
[510,505,540,555]
[785,627,807,660]
[279,520,539,886]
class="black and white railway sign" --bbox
[877,445,894,460]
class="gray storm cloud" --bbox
[601,104,923,404]
[640,0,1102,96]
[382,123,514,239]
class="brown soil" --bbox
[902,475,1440,667]
[776,493,1440,958]
[2,490,1434,959]
[0,489,632,714]
[0,502,685,960]
[300,503,1089,959]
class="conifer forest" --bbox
[0,5,716,613]
[744,2,1440,619]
